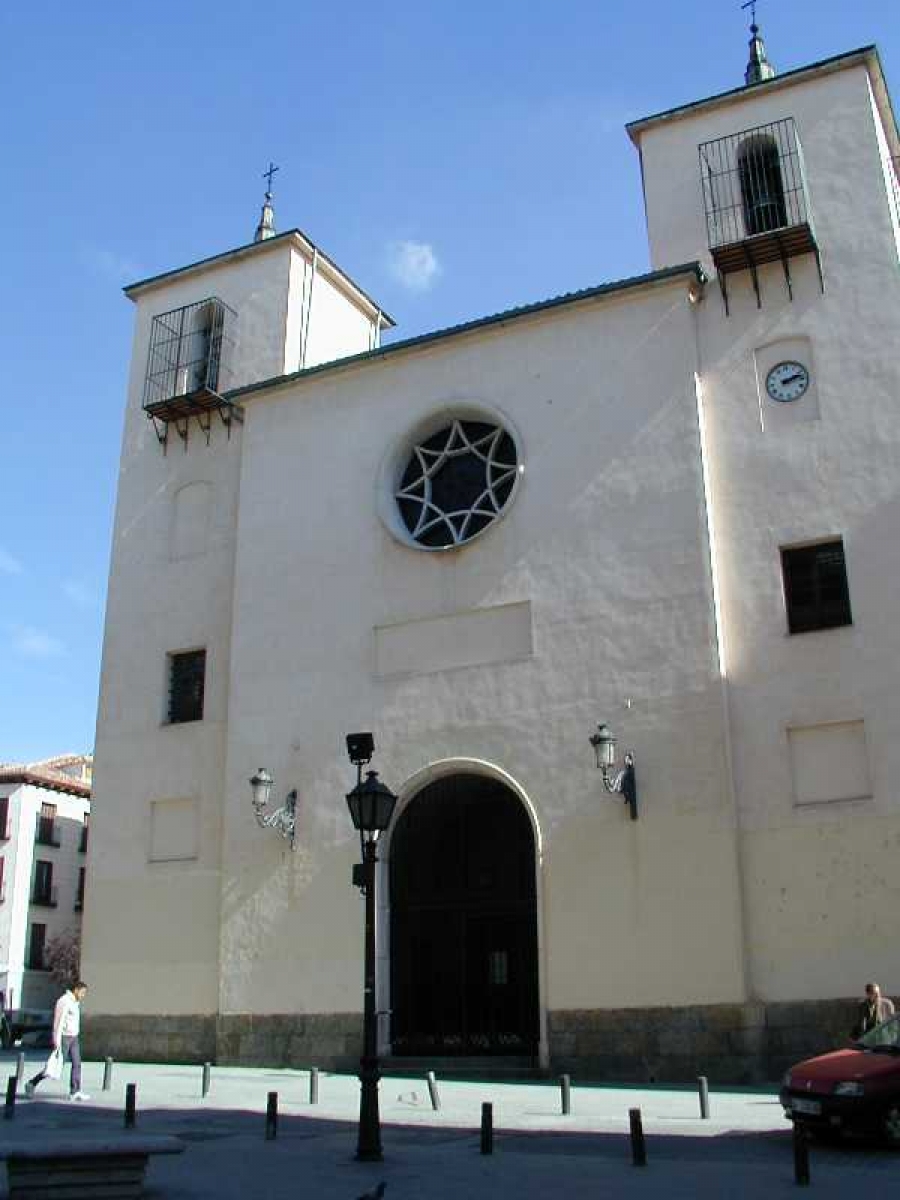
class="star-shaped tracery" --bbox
[396,420,520,548]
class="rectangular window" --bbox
[32,860,55,906]
[0,855,5,902]
[167,649,206,724]
[0,796,8,839]
[35,802,59,846]
[75,867,85,911]
[79,815,89,853]
[781,540,853,634]
[27,923,46,970]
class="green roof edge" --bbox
[626,44,881,140]
[227,261,706,403]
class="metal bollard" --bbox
[792,1123,810,1186]
[560,1073,571,1115]
[5,1076,16,1121]
[15,1053,25,1085]
[309,1067,319,1105]
[124,1083,137,1129]
[426,1070,441,1111]
[266,1091,278,1140]
[102,1057,113,1091]
[480,1102,493,1155]
[202,1062,211,1098]
[629,1107,647,1166]
[698,1075,710,1119]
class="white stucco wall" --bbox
[636,54,900,1002]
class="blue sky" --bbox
[1,0,897,763]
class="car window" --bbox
[858,1013,900,1050]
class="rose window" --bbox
[395,419,519,548]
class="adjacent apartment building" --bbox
[83,25,900,1081]
[0,756,91,1020]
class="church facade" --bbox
[82,33,900,1082]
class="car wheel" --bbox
[882,1105,900,1146]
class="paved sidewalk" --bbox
[0,1053,895,1198]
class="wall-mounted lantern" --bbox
[589,724,638,821]
[249,767,297,849]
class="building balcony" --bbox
[699,117,822,311]
[35,819,60,847]
[31,886,57,908]
[142,296,241,445]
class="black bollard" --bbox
[4,1076,16,1121]
[480,1102,493,1155]
[698,1075,710,1119]
[560,1073,571,1115]
[792,1123,810,1186]
[15,1053,25,1085]
[309,1067,319,1105]
[266,1091,278,1140]
[426,1070,441,1111]
[629,1107,647,1166]
[124,1083,136,1129]
[202,1062,211,1098]
[102,1057,113,1091]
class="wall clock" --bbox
[766,361,810,403]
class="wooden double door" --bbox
[389,774,539,1056]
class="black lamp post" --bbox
[345,733,397,1162]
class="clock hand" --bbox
[780,372,805,385]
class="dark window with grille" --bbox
[32,860,54,905]
[0,796,8,839]
[75,867,85,911]
[28,923,46,970]
[168,649,206,724]
[36,802,59,846]
[782,540,853,634]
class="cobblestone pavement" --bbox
[0,1054,896,1198]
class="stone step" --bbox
[379,1056,546,1081]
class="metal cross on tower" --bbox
[262,161,279,194]
[741,0,759,28]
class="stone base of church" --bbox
[548,998,855,1084]
[84,999,856,1082]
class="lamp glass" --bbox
[591,726,616,769]
[346,770,397,833]
[250,767,273,809]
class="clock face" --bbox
[766,360,810,403]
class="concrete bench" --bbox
[0,1134,185,1198]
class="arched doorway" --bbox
[389,772,539,1057]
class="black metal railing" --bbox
[699,117,811,249]
[143,296,237,416]
[35,818,60,847]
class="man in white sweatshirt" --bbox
[25,980,89,1100]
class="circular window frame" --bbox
[377,403,524,552]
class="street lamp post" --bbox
[345,733,397,1162]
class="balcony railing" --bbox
[31,886,58,908]
[699,117,822,310]
[142,297,241,446]
[35,818,60,847]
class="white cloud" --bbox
[81,245,141,283]
[62,579,95,609]
[0,548,23,576]
[389,240,441,292]
[11,626,65,659]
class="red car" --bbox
[780,1012,900,1144]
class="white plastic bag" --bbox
[43,1046,63,1080]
